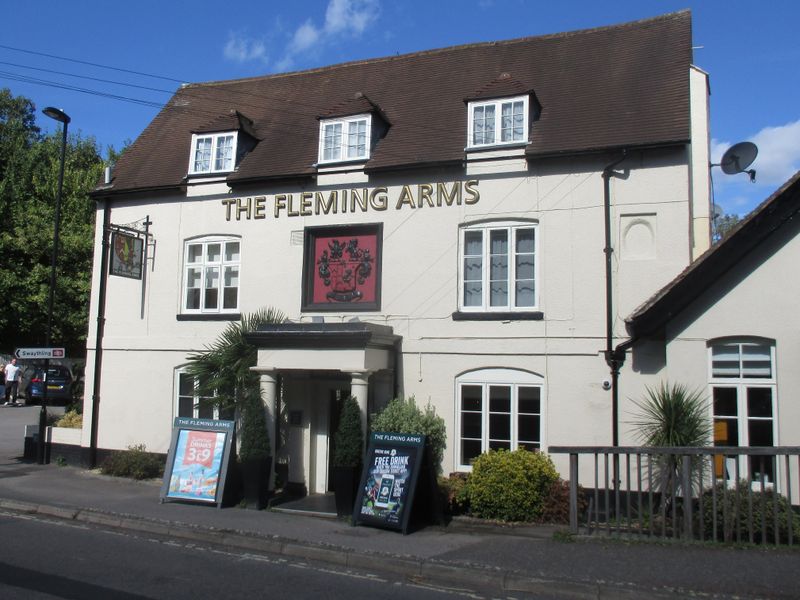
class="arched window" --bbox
[709,339,776,482]
[175,367,218,420]
[455,368,544,470]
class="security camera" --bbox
[602,379,612,391]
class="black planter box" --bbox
[334,466,358,517]
[241,457,271,510]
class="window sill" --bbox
[452,311,543,321]
[315,157,369,169]
[464,141,528,153]
[177,313,241,322]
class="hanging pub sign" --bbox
[353,431,426,534]
[160,418,234,508]
[109,230,144,280]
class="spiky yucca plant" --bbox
[186,307,286,459]
[630,382,711,498]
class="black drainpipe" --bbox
[602,151,628,450]
[88,198,111,468]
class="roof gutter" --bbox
[89,183,185,200]
[526,139,688,161]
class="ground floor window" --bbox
[710,340,776,482]
[176,369,219,420]
[456,368,543,470]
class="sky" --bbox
[2,0,798,218]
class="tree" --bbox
[0,88,105,356]
[713,213,741,244]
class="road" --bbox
[0,510,527,600]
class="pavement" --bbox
[1,405,799,600]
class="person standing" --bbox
[5,358,21,405]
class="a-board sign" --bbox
[160,418,234,508]
[353,431,426,534]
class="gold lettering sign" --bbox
[222,180,479,221]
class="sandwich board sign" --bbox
[353,432,426,534]
[160,417,234,508]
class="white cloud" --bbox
[750,119,800,185]
[277,0,380,71]
[224,33,269,64]
[289,20,321,54]
[324,0,376,35]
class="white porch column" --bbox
[349,370,371,442]
[253,367,278,491]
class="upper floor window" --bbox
[459,222,537,311]
[318,114,371,164]
[189,132,238,174]
[467,96,528,148]
[183,236,240,314]
[710,340,776,483]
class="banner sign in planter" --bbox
[353,432,426,534]
[160,418,234,508]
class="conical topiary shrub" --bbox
[333,396,363,517]
[334,396,363,469]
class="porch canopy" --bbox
[245,321,399,373]
[245,322,400,452]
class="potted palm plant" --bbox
[332,396,363,517]
[187,307,286,509]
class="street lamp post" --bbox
[39,107,70,465]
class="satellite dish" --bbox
[715,141,758,182]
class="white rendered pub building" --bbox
[83,11,715,493]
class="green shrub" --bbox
[538,479,589,525]
[701,481,800,544]
[101,444,165,480]
[439,472,470,515]
[238,386,271,461]
[371,396,446,473]
[334,396,363,468]
[54,410,83,429]
[468,448,558,522]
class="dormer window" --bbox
[318,114,371,164]
[189,131,238,174]
[467,96,528,149]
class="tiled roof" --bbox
[192,110,258,138]
[465,72,532,101]
[101,10,693,194]
[626,171,800,339]
[319,92,384,120]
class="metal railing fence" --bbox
[548,446,800,545]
